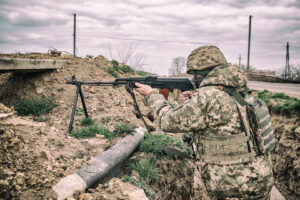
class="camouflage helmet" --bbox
[187,45,227,74]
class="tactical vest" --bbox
[197,86,276,165]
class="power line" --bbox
[78,34,218,46]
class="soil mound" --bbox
[0,52,299,200]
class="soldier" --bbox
[135,46,274,199]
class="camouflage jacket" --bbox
[147,64,274,199]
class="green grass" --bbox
[139,132,193,157]
[15,96,55,117]
[57,87,64,92]
[121,176,154,199]
[128,157,160,183]
[135,70,151,76]
[71,125,116,140]
[86,54,94,59]
[75,108,84,115]
[253,90,300,115]
[113,123,137,135]
[101,116,110,124]
[80,117,95,126]
[291,126,298,132]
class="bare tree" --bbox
[277,64,300,80]
[109,42,146,69]
[169,57,187,76]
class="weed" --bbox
[114,123,137,135]
[291,126,298,132]
[101,116,110,124]
[86,54,94,59]
[121,176,154,199]
[183,132,194,145]
[271,92,289,99]
[108,67,119,78]
[81,117,95,126]
[72,153,84,159]
[120,65,135,74]
[75,108,84,115]
[128,157,160,183]
[111,59,119,66]
[57,87,64,92]
[15,96,55,117]
[71,125,116,140]
[135,70,151,76]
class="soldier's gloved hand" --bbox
[135,82,153,96]
[179,90,193,101]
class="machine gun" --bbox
[66,75,200,133]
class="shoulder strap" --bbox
[222,86,249,106]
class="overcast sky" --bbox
[1,0,300,75]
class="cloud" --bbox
[0,0,299,74]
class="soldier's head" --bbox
[186,45,227,75]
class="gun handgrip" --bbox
[159,88,170,99]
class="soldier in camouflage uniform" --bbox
[135,46,274,200]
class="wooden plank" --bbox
[0,57,66,72]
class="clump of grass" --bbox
[291,126,298,132]
[71,125,116,140]
[81,117,95,126]
[108,67,119,78]
[114,123,137,135]
[135,70,151,76]
[101,116,110,124]
[57,87,64,92]
[139,132,193,157]
[15,96,55,116]
[271,100,300,115]
[253,90,300,115]
[128,156,160,183]
[76,107,84,115]
[86,54,94,59]
[107,60,136,77]
[121,176,154,199]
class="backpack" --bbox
[223,87,277,155]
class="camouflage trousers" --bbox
[194,155,273,200]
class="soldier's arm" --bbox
[147,89,208,132]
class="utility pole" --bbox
[285,42,290,79]
[73,13,76,57]
[238,54,242,68]
[247,15,252,71]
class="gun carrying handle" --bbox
[159,88,170,99]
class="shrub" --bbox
[15,96,55,117]
[114,123,137,135]
[81,117,95,126]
